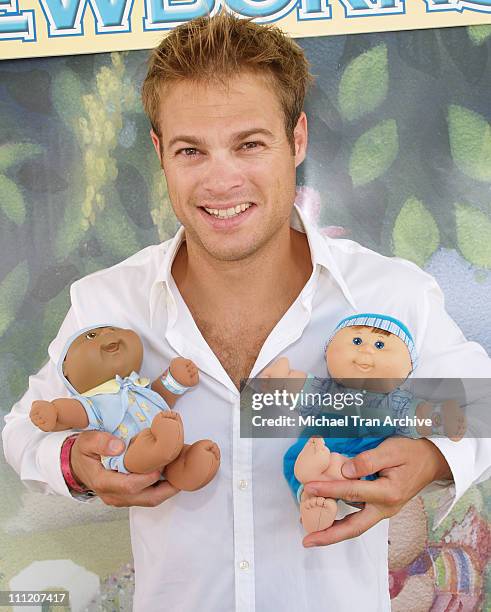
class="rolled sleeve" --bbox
[415,279,491,527]
[1,307,87,501]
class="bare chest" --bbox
[191,314,275,388]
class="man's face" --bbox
[151,72,307,262]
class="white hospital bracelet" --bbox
[430,403,445,436]
[161,370,189,395]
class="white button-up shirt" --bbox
[3,207,491,612]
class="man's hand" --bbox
[70,431,180,507]
[302,437,453,548]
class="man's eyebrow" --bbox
[166,128,275,150]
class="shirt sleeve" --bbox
[1,306,93,503]
[414,278,491,528]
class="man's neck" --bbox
[172,224,312,313]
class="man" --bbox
[3,13,491,612]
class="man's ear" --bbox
[150,129,162,159]
[294,112,308,168]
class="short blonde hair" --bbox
[141,13,313,146]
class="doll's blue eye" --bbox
[374,341,385,350]
[352,337,362,345]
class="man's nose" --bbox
[201,153,245,195]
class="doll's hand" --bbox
[30,401,57,431]
[301,437,452,548]
[70,431,180,507]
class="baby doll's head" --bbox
[326,314,417,393]
[60,325,144,394]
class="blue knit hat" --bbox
[327,313,418,371]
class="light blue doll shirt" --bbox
[74,371,170,473]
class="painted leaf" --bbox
[52,69,84,131]
[456,203,491,270]
[392,197,439,267]
[338,45,388,122]
[93,190,141,260]
[0,261,29,337]
[468,24,491,45]
[54,199,87,259]
[448,105,491,182]
[349,119,398,187]
[0,142,42,172]
[0,174,26,225]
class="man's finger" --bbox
[103,480,180,508]
[76,430,125,456]
[132,480,180,507]
[341,445,401,479]
[93,468,162,496]
[302,504,383,547]
[303,478,389,505]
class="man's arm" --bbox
[302,277,491,547]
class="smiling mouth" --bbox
[202,203,253,219]
[353,362,373,372]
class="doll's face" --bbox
[63,327,144,394]
[326,326,412,392]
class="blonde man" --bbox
[4,13,491,612]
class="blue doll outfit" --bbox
[74,371,171,473]
[283,314,422,505]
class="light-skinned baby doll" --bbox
[261,314,465,534]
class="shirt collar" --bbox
[154,204,357,310]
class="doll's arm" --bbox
[151,357,199,408]
[30,398,89,432]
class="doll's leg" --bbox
[300,492,338,534]
[295,438,348,534]
[164,440,220,491]
[123,412,184,473]
[294,437,332,483]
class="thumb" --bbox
[341,449,383,479]
[77,431,125,456]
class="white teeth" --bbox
[204,203,252,218]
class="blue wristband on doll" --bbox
[161,370,189,395]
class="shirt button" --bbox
[238,480,248,490]
[239,561,249,570]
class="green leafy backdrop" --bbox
[0,24,490,611]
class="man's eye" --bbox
[242,141,260,150]
[352,337,362,345]
[86,331,97,339]
[178,148,198,157]
[374,341,385,350]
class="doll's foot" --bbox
[300,496,337,534]
[150,411,184,463]
[165,440,220,491]
[169,357,199,388]
[30,401,57,431]
[294,437,332,483]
